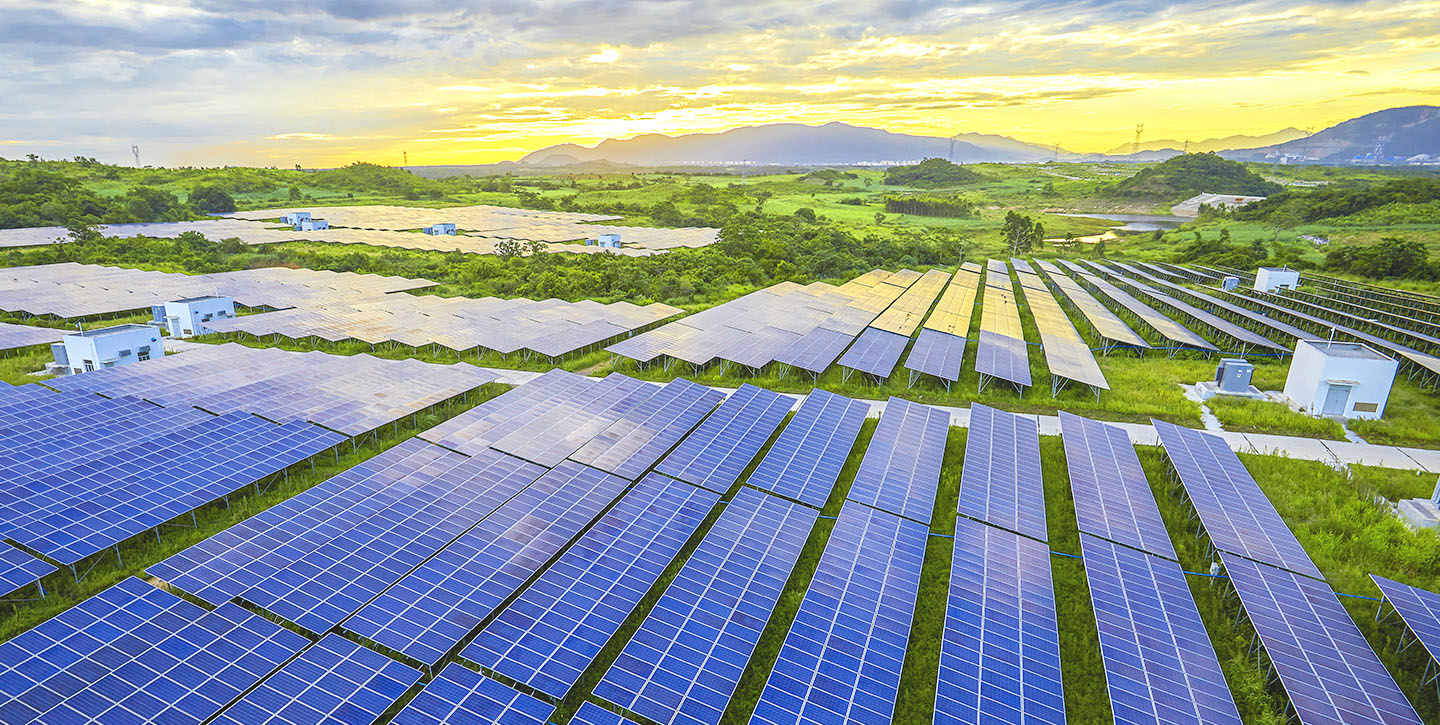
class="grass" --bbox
[1205,395,1346,439]
[1349,381,1440,447]
[0,383,502,644]
[1349,464,1437,502]
[0,347,55,385]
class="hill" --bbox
[1103,128,1306,156]
[1223,106,1440,162]
[883,158,983,188]
[519,122,1059,165]
[1109,153,1280,200]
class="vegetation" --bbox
[1238,176,1440,225]
[884,194,977,218]
[1110,153,1280,201]
[883,158,983,188]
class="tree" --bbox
[874,212,886,225]
[288,186,302,201]
[495,239,523,259]
[189,185,236,213]
[793,207,816,222]
[1031,222,1045,250]
[1095,235,1107,258]
[64,218,102,245]
[1001,211,1038,254]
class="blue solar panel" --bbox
[0,578,206,723]
[464,473,719,699]
[837,328,911,379]
[593,486,818,725]
[655,384,793,493]
[751,503,927,725]
[1223,555,1422,724]
[571,702,641,725]
[1059,412,1176,559]
[845,397,949,524]
[211,634,422,725]
[746,389,869,507]
[35,601,308,724]
[342,460,630,667]
[975,330,1032,388]
[148,437,457,606]
[1080,534,1241,724]
[1374,575,1440,672]
[571,378,725,480]
[239,446,544,634]
[774,326,856,376]
[1153,420,1323,579]
[904,328,967,383]
[935,517,1065,725]
[490,373,657,467]
[957,404,1047,541]
[419,368,595,456]
[0,543,54,598]
[391,664,554,725]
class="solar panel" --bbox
[464,473,719,699]
[238,446,545,635]
[1019,274,1109,390]
[342,460,631,667]
[746,389,870,507]
[1059,412,1175,559]
[774,326,859,376]
[571,378,725,479]
[903,328,967,384]
[390,664,554,725]
[1035,260,1150,349]
[0,323,63,352]
[1057,262,1216,351]
[593,486,818,725]
[923,269,980,337]
[1223,556,1422,725]
[419,368,595,456]
[654,384,793,493]
[1099,268,1285,353]
[837,327,912,379]
[935,517,1065,725]
[1153,420,1322,579]
[571,702,641,725]
[1374,575,1440,671]
[0,543,54,598]
[845,397,949,524]
[1080,534,1241,724]
[211,634,422,725]
[957,404,1047,541]
[751,503,927,725]
[487,373,658,467]
[0,578,206,723]
[37,601,309,724]
[974,330,1031,389]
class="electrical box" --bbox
[1214,358,1254,393]
[1221,276,1239,291]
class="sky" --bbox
[2,0,1439,168]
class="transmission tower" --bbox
[403,151,408,166]
[1182,139,1190,154]
[1130,124,1144,158]
[948,133,964,162]
[131,145,140,168]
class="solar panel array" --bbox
[924,268,981,336]
[209,292,680,358]
[655,383,794,493]
[976,266,1032,388]
[487,374,656,467]
[571,702,641,725]
[845,397,949,524]
[211,634,422,725]
[1153,420,1322,578]
[958,404,1047,541]
[1059,412,1175,559]
[869,268,949,336]
[1034,260,1148,349]
[593,486,818,725]
[1132,271,1311,342]
[418,368,597,456]
[1097,267,1286,353]
[1057,260,1216,351]
[936,517,1065,724]
[0,262,432,318]
[49,342,494,436]
[465,473,719,699]
[0,322,63,352]
[1223,556,1423,725]
[752,503,927,725]
[1374,575,1440,668]
[571,377,725,479]
[836,327,912,378]
[746,389,870,507]
[342,460,630,666]
[1080,535,1242,725]
[391,663,554,725]
[1015,267,1109,390]
[0,544,54,598]
[903,327,967,384]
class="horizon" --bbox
[4,1,1439,167]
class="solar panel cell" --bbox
[570,702,641,725]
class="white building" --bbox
[1283,340,1397,419]
[152,296,234,338]
[1254,266,1300,293]
[423,223,457,235]
[51,324,163,374]
[296,219,329,231]
[597,233,622,248]
[282,212,311,225]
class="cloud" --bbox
[586,46,620,63]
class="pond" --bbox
[1060,213,1190,232]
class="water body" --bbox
[1061,212,1191,232]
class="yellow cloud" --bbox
[586,46,620,64]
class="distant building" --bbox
[1254,267,1300,293]
[423,223,457,235]
[151,296,234,338]
[51,323,163,374]
[1170,193,1267,218]
[597,233,622,248]
[1283,340,1397,419]
[282,212,311,225]
[297,219,329,231]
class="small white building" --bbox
[1283,340,1397,419]
[282,212,311,225]
[597,233,622,249]
[152,296,234,338]
[423,223,457,235]
[296,218,329,231]
[51,324,163,374]
[1254,267,1300,293]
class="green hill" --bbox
[1110,153,1279,201]
[882,158,982,188]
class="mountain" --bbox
[1104,128,1307,155]
[1110,153,1280,201]
[519,122,1060,165]
[1222,106,1440,162]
